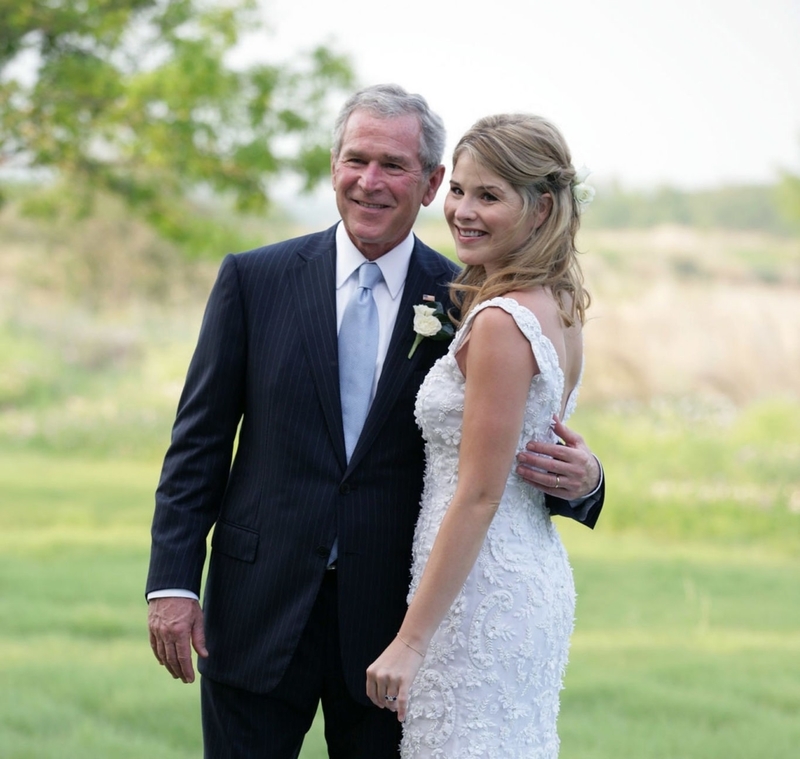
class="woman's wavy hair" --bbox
[449,113,590,327]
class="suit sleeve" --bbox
[146,254,247,595]
[544,464,605,529]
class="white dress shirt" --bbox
[334,222,413,397]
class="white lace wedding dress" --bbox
[402,297,578,759]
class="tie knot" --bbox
[358,262,382,291]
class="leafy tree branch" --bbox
[0,0,355,254]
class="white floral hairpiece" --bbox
[571,165,595,213]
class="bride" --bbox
[366,113,594,758]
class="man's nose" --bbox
[359,162,384,191]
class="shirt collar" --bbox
[335,222,414,300]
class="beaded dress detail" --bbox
[402,297,579,759]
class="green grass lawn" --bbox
[1,444,799,758]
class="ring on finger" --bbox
[555,475,560,489]
[385,695,398,702]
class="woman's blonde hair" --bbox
[449,113,590,326]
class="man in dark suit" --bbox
[147,84,603,758]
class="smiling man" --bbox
[146,83,603,759]
[331,109,443,260]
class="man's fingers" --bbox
[517,419,599,499]
[518,449,599,498]
[149,629,163,663]
[517,448,567,476]
[176,642,197,683]
[515,456,586,499]
[150,627,174,671]
[550,417,578,446]
[163,643,181,679]
[148,597,204,683]
[192,620,209,659]
[161,639,195,682]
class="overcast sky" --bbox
[247,0,799,202]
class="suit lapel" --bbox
[289,229,348,469]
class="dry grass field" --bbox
[418,217,800,406]
[3,200,798,412]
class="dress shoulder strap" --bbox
[451,296,545,354]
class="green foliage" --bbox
[0,0,355,256]
[584,181,796,235]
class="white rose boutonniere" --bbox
[572,165,595,213]
[408,301,455,358]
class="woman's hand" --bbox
[366,635,425,722]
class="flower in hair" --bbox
[571,165,595,212]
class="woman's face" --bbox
[444,152,534,274]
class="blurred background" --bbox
[1,1,799,757]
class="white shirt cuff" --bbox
[147,588,199,602]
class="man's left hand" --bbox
[516,416,600,500]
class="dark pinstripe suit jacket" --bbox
[147,225,461,702]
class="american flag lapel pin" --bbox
[422,294,435,302]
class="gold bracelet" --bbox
[396,633,425,658]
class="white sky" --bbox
[247,0,800,199]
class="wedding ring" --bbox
[385,695,398,702]
[555,475,560,489]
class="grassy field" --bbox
[2,394,799,759]
[2,205,799,755]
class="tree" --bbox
[0,0,355,254]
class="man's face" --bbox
[331,110,444,260]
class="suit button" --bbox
[339,483,351,495]
[315,546,329,558]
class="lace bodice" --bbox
[402,297,578,759]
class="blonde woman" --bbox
[367,113,593,758]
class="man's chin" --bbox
[348,222,390,246]
[348,229,403,259]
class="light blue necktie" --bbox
[339,262,383,462]
[329,263,381,568]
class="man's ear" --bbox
[535,193,553,229]
[421,165,446,207]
